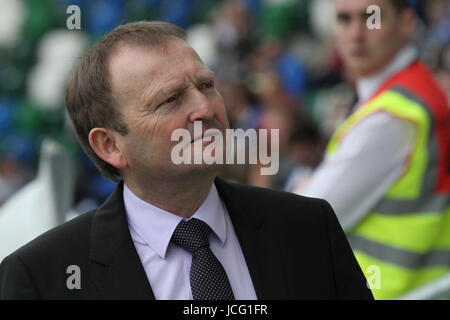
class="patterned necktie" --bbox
[171,218,235,300]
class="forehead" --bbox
[335,0,388,13]
[108,39,210,99]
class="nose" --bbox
[188,88,215,123]
[348,17,366,42]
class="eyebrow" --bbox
[144,69,215,108]
[195,69,215,82]
[336,10,368,21]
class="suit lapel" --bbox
[215,177,289,299]
[87,178,288,299]
[88,181,155,299]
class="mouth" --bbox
[191,132,216,145]
[350,47,368,58]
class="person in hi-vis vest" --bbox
[293,0,450,299]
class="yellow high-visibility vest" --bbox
[326,62,450,300]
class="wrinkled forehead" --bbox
[107,38,206,99]
[108,38,204,80]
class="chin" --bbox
[348,62,376,77]
[171,162,219,175]
[193,164,222,179]
[192,162,220,172]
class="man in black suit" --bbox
[0,21,373,300]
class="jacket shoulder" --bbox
[220,179,331,223]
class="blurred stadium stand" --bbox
[0,0,449,299]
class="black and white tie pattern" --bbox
[171,218,235,300]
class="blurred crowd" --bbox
[0,0,449,214]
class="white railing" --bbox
[0,139,76,261]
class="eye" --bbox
[337,13,351,25]
[159,94,178,107]
[199,81,214,91]
[362,12,372,21]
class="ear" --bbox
[88,128,128,170]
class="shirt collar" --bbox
[123,182,227,259]
[356,46,417,105]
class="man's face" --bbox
[334,0,410,77]
[108,38,229,182]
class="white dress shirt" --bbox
[295,46,417,232]
[123,182,257,300]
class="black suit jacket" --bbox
[0,177,373,299]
